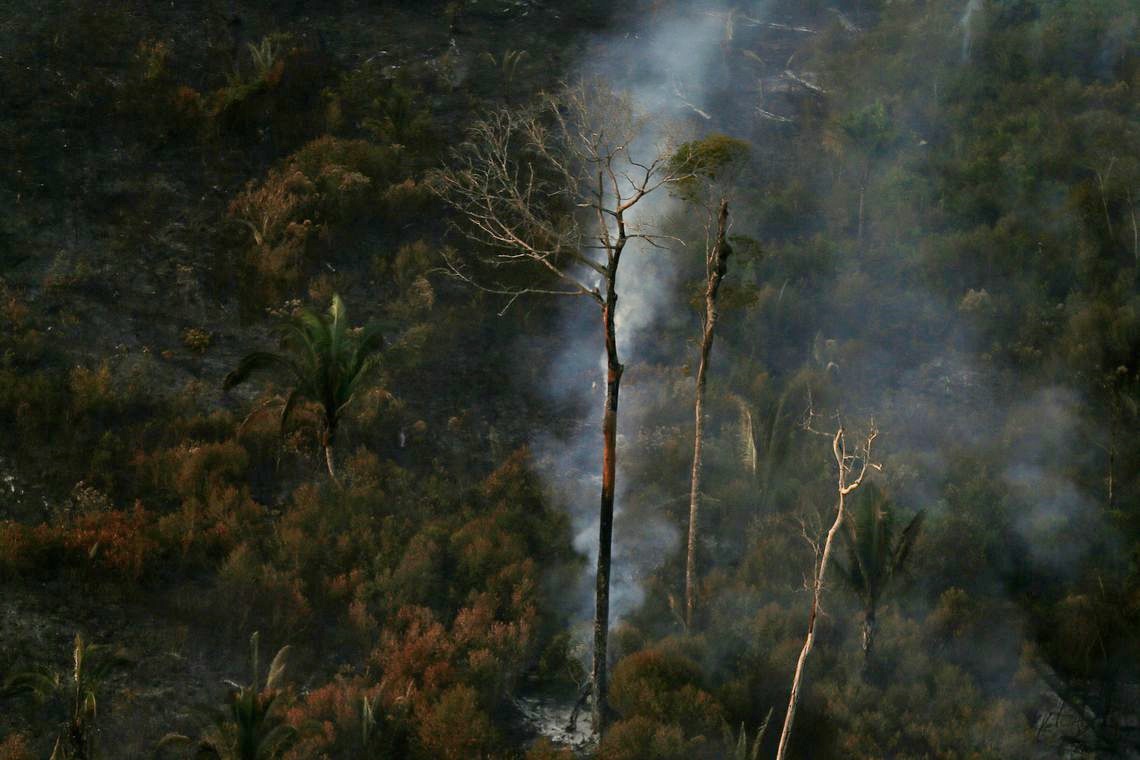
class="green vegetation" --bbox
[834,483,924,657]
[223,294,385,484]
[0,0,1137,758]
[2,634,127,759]
[158,633,297,760]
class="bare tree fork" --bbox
[685,198,731,628]
[431,81,689,734]
[775,414,879,760]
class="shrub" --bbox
[283,677,411,760]
[229,136,404,298]
[374,606,456,702]
[0,521,40,577]
[525,738,574,760]
[609,643,724,738]
[180,327,212,353]
[0,733,31,760]
[414,685,499,760]
[598,716,705,760]
[68,361,114,419]
[61,502,159,581]
[216,544,311,636]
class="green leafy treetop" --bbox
[223,294,384,487]
[834,482,924,657]
[667,133,751,204]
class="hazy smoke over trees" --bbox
[533,1,1136,735]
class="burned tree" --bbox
[668,135,751,629]
[433,82,686,733]
[776,413,879,760]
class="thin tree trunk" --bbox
[1096,161,1115,239]
[1107,406,1117,511]
[1128,190,1137,265]
[592,260,623,735]
[324,442,341,488]
[777,427,870,760]
[862,607,876,658]
[685,199,731,629]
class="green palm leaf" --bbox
[223,352,305,391]
[837,483,924,656]
[223,294,385,484]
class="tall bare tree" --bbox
[684,198,731,629]
[776,413,879,760]
[433,82,685,733]
[668,135,750,629]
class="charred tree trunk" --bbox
[685,199,732,629]
[592,252,624,734]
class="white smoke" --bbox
[1002,387,1109,575]
[532,1,747,627]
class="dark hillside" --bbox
[1,1,1138,758]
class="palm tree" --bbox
[834,482,924,657]
[223,294,384,485]
[721,707,772,760]
[157,632,297,760]
[2,634,126,760]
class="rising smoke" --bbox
[531,2,741,627]
[533,0,1125,688]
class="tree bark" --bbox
[323,427,341,488]
[685,199,731,629]
[776,426,872,760]
[592,256,623,735]
[862,607,876,658]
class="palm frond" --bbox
[223,352,304,391]
[339,354,384,412]
[264,646,290,691]
[249,631,261,689]
[328,293,348,365]
[225,294,384,484]
[2,670,59,700]
[354,322,386,362]
[279,389,303,438]
[840,485,925,623]
[255,724,298,760]
[154,733,193,758]
[275,318,321,376]
[891,510,925,576]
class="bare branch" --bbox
[432,79,690,314]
